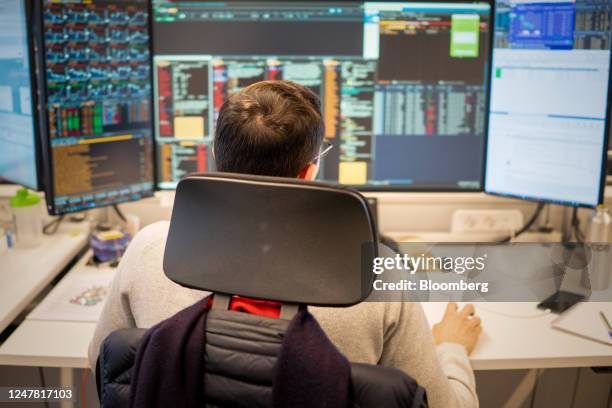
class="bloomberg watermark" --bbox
[362,242,611,302]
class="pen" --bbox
[599,311,612,339]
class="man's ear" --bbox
[298,163,319,181]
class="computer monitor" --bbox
[484,0,612,208]
[607,127,611,185]
[152,1,493,190]
[37,0,155,215]
[0,0,40,190]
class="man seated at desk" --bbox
[88,80,483,408]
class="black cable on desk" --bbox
[43,215,65,235]
[497,202,546,243]
[572,207,585,243]
[112,204,127,223]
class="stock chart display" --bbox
[42,0,154,214]
[152,1,491,190]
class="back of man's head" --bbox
[214,80,325,178]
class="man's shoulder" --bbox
[137,220,171,238]
[130,220,170,251]
[120,221,170,272]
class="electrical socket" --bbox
[451,209,524,234]
[0,199,12,224]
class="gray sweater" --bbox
[88,221,478,408]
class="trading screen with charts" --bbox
[152,1,492,190]
[41,0,155,214]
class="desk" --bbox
[0,222,89,334]
[0,250,113,408]
[0,250,112,369]
[1,252,611,408]
[422,302,612,370]
[1,264,610,371]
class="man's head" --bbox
[213,80,325,179]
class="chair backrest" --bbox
[98,324,428,408]
[98,173,427,407]
[163,173,378,306]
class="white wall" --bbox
[1,184,610,239]
[109,188,612,239]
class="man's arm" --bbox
[87,230,145,370]
[381,301,478,408]
[87,266,136,369]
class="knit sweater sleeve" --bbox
[88,221,208,371]
[87,224,142,370]
[380,301,478,408]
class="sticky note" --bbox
[450,14,480,58]
[174,116,205,139]
[339,161,367,185]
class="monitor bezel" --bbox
[151,0,495,193]
[35,0,158,215]
[0,0,43,191]
[482,2,612,209]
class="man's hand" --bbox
[432,302,482,355]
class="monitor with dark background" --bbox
[37,0,155,214]
[152,1,492,191]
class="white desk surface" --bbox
[422,302,612,370]
[0,222,89,334]
[1,253,611,371]
[0,250,113,368]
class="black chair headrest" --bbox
[163,173,378,306]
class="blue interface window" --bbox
[509,2,576,49]
[0,0,38,189]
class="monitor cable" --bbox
[43,215,65,236]
[112,204,127,223]
[571,207,585,243]
[497,202,546,243]
[96,204,127,232]
[476,303,551,319]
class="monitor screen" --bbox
[39,0,155,214]
[152,1,492,190]
[0,0,39,189]
[485,0,612,207]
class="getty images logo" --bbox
[372,253,488,275]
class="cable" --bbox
[572,207,585,243]
[38,367,50,408]
[43,215,65,235]
[476,304,551,319]
[112,204,127,223]
[497,202,546,243]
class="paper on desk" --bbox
[28,273,114,322]
[552,302,612,347]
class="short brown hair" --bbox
[213,80,325,177]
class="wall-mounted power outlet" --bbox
[451,209,524,234]
[0,200,11,223]
[0,185,31,225]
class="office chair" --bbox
[97,173,428,407]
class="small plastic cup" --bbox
[9,188,44,248]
